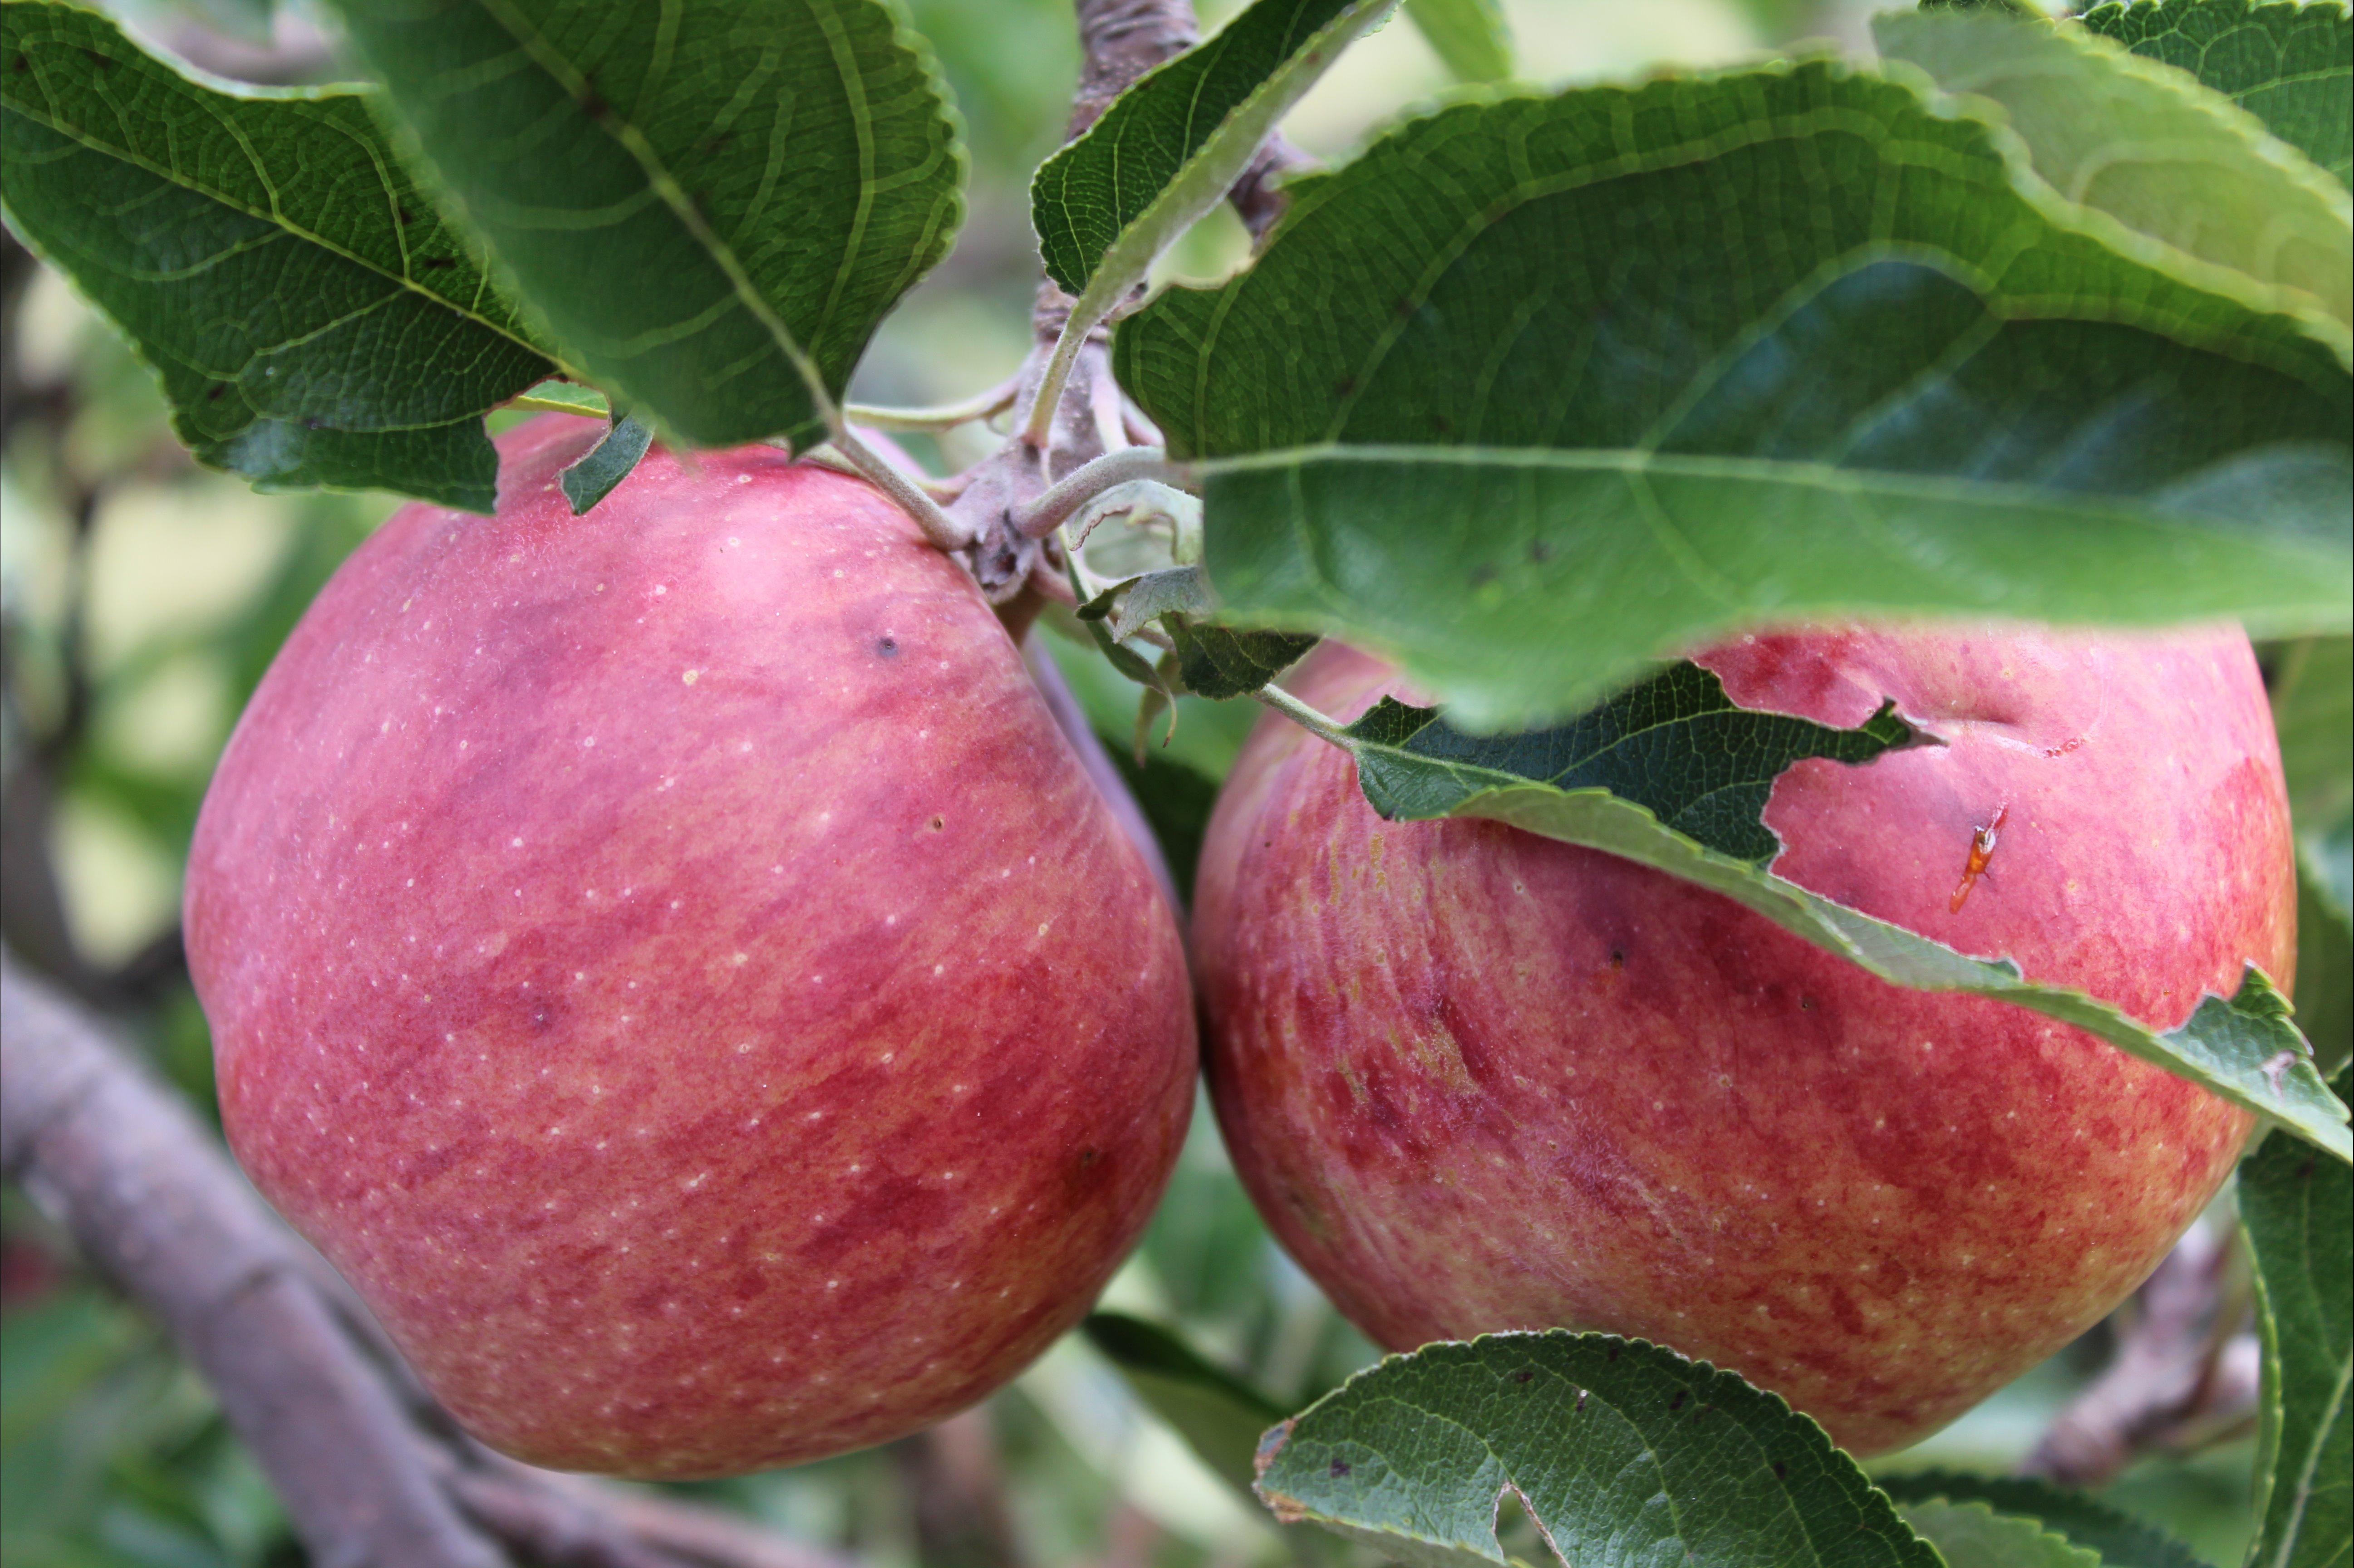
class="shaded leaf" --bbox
[1167,616,1317,698]
[1032,0,1392,297]
[1403,0,1511,82]
[2298,854,2351,1080]
[558,412,653,514]
[1896,1499,2103,1568]
[1117,61,2354,730]
[2241,1064,2353,1568]
[1344,661,1917,864]
[1253,1332,1941,1568]
[2272,635,2354,895]
[333,0,965,451]
[1876,8,2350,357]
[1081,1312,1285,1497]
[2082,0,2352,186]
[1323,692,2349,1156]
[1874,1470,2208,1568]
[0,1,553,510]
[1078,566,1217,642]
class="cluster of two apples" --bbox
[187,418,2290,1477]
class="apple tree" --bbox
[0,0,2348,1565]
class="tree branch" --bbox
[0,951,870,1568]
[2022,1218,2258,1487]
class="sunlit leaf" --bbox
[2082,0,2352,186]
[1119,61,2353,730]
[1877,8,2350,358]
[1403,0,1511,82]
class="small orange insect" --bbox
[1949,804,2009,913]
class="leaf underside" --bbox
[558,412,654,514]
[2082,0,2353,186]
[1167,616,1318,698]
[333,0,965,451]
[1116,59,2354,730]
[1254,1332,1941,1568]
[1877,8,2351,355]
[0,2,553,510]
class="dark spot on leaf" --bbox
[927,815,944,832]
[1606,1346,1620,1362]
[1469,565,1496,588]
[876,636,899,657]
[1773,1462,1789,1481]
[13,55,29,72]
[1430,413,1453,436]
[81,47,111,67]
[421,256,455,270]
[300,417,325,431]
[1575,1390,1587,1411]
[1670,1391,1686,1411]
[1330,1458,1351,1477]
[396,206,414,226]
[580,83,610,119]
[1514,1370,1533,1384]
[205,384,227,401]
[1528,539,1553,564]
[1332,377,1356,398]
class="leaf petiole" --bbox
[844,377,1022,432]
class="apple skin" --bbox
[1195,627,2294,1456]
[184,416,1195,1478]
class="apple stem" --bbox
[1017,447,1184,540]
[829,428,979,551]
[1255,680,1356,750]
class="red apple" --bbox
[184,416,1195,1477]
[1195,628,2293,1456]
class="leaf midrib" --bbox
[1,49,547,358]
[467,0,842,427]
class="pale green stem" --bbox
[1017,447,1180,540]
[844,376,1021,431]
[828,429,978,551]
[1255,680,1356,750]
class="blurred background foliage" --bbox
[0,0,2275,1564]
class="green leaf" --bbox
[2272,636,2354,871]
[2241,1064,2353,1568]
[1081,1313,1285,1497]
[1874,1471,2209,1568]
[2298,853,2351,1081]
[1252,1332,1941,1568]
[1321,699,2351,1157]
[510,378,610,417]
[0,1,553,511]
[1344,661,1917,864]
[1166,616,1317,698]
[1032,0,1392,298]
[1078,566,1217,642]
[1116,61,2354,730]
[558,412,653,514]
[331,0,965,452]
[2081,0,2353,187]
[1897,1499,2105,1568]
[1876,9,2351,360]
[1403,0,1512,82]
